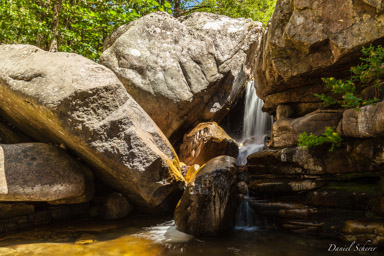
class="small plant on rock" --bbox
[315,45,384,109]
[298,127,342,152]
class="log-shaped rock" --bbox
[0,143,92,203]
[174,156,237,236]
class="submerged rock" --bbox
[0,143,92,203]
[256,0,384,112]
[174,156,237,236]
[100,12,263,142]
[342,220,384,246]
[179,122,239,166]
[0,45,183,213]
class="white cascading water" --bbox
[237,80,273,166]
[235,80,273,230]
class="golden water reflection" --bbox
[0,218,164,256]
[0,235,162,256]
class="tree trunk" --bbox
[49,0,62,52]
[174,0,182,17]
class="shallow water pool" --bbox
[0,215,380,256]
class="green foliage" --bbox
[315,45,384,109]
[0,0,171,61]
[0,0,277,60]
[298,127,342,152]
[194,0,277,26]
[351,45,384,90]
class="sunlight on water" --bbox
[135,220,193,244]
[0,235,163,256]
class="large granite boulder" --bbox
[0,143,92,203]
[270,109,343,147]
[256,0,384,112]
[179,122,239,166]
[341,101,384,138]
[100,12,263,143]
[174,156,237,236]
[0,45,183,213]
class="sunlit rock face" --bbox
[256,0,384,113]
[101,12,263,143]
[174,156,238,236]
[0,44,183,214]
[179,122,239,166]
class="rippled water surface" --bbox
[0,215,380,256]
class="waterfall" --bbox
[235,194,258,231]
[235,80,273,231]
[237,80,273,165]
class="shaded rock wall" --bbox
[247,139,384,245]
[256,0,384,113]
[249,0,384,245]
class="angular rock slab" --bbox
[101,12,263,142]
[179,122,239,166]
[0,45,183,213]
[256,0,384,112]
[248,138,384,176]
[174,156,237,236]
[342,101,384,138]
[0,143,91,202]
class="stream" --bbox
[0,215,378,256]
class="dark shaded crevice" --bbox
[9,73,44,82]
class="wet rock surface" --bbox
[174,156,237,236]
[179,122,239,166]
[246,137,384,245]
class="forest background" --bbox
[0,0,276,60]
